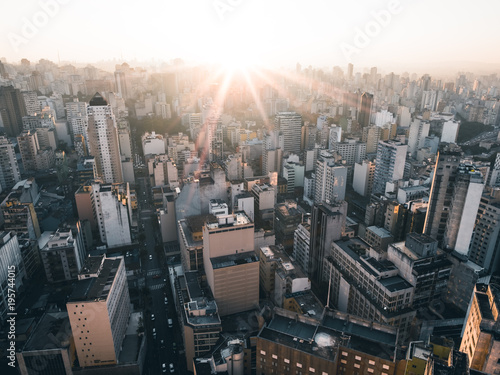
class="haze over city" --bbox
[2,0,500,75]
[2,1,500,375]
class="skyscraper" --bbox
[372,140,407,195]
[357,92,373,128]
[423,144,462,244]
[67,255,130,367]
[274,112,302,154]
[0,136,21,191]
[87,93,123,183]
[0,85,27,137]
[308,201,347,285]
[314,151,347,204]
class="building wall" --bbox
[256,337,336,375]
[67,301,117,367]
[212,261,259,316]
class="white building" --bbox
[441,120,460,143]
[372,140,408,195]
[408,119,430,157]
[0,136,21,191]
[353,160,375,197]
[314,151,347,203]
[87,93,123,183]
[293,223,310,274]
[91,182,132,248]
[142,131,166,156]
[374,109,395,127]
[274,112,302,154]
[328,126,342,151]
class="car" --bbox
[164,297,168,304]
[153,274,160,279]
[163,278,167,283]
[152,328,156,338]
[151,314,155,321]
[168,318,173,328]
[162,363,167,373]
[169,363,174,373]
[149,255,152,260]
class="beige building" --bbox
[67,255,130,368]
[203,212,259,316]
[460,283,500,373]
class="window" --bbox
[383,365,390,370]
[354,364,360,368]
[342,351,348,356]
[309,368,315,373]
[284,359,290,364]
[297,363,302,368]
[355,356,362,361]
[260,350,266,355]
[272,354,278,359]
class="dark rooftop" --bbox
[211,251,258,270]
[69,258,122,302]
[89,92,108,106]
[23,312,71,351]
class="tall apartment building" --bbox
[274,112,302,154]
[178,214,216,273]
[387,233,452,309]
[251,183,276,229]
[293,222,310,274]
[0,85,27,136]
[256,308,398,375]
[468,188,500,274]
[314,151,347,203]
[407,119,430,158]
[0,232,25,322]
[274,201,302,252]
[87,93,123,183]
[40,229,86,283]
[67,100,89,152]
[357,92,373,128]
[179,271,222,373]
[22,91,40,116]
[74,180,132,248]
[324,237,415,343]
[424,144,462,244]
[328,125,342,151]
[372,140,407,195]
[202,212,259,316]
[67,255,130,368]
[441,164,484,255]
[353,160,375,197]
[332,138,366,165]
[460,283,500,374]
[0,136,21,192]
[309,201,347,285]
[1,179,41,240]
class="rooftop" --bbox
[23,312,71,352]
[69,257,122,302]
[211,251,258,270]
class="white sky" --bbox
[1,0,499,72]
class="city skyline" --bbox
[1,0,500,75]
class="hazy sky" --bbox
[1,0,499,73]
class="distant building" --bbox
[0,85,27,136]
[372,140,407,195]
[274,112,302,154]
[314,151,347,204]
[274,201,302,252]
[293,222,311,274]
[87,92,123,183]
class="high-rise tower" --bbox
[87,93,123,183]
